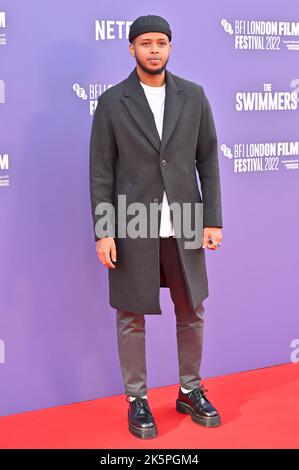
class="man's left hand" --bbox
[202,227,223,250]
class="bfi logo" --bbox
[0,154,9,170]
[95,20,133,40]
[0,12,5,28]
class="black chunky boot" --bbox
[126,396,158,439]
[176,384,221,427]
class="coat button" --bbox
[161,159,167,166]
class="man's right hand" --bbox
[96,237,117,269]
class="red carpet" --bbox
[0,362,298,449]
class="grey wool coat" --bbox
[89,66,223,315]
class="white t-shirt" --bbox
[139,80,175,237]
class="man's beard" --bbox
[135,55,169,75]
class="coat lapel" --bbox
[120,66,187,154]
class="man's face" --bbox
[129,32,171,75]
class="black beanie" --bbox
[129,15,172,43]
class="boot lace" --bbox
[126,396,151,414]
[190,384,209,402]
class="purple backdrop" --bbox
[0,1,298,416]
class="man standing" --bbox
[89,15,223,439]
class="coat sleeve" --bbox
[195,88,223,229]
[89,97,118,241]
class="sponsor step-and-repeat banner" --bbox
[0,1,298,415]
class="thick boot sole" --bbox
[128,422,158,439]
[176,400,221,428]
